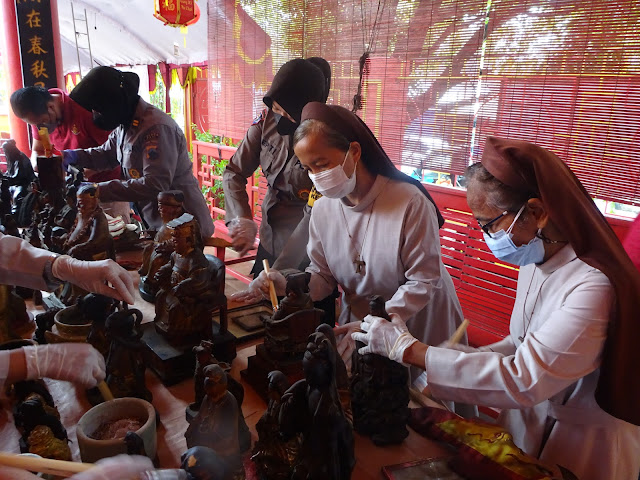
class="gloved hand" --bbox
[52,255,136,304]
[70,455,154,480]
[230,269,286,303]
[333,322,363,370]
[352,314,418,364]
[23,343,106,388]
[62,149,79,171]
[227,217,258,256]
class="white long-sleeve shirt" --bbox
[425,245,640,480]
[306,175,465,381]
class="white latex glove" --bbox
[333,322,362,370]
[23,343,106,388]
[352,314,418,364]
[230,269,286,303]
[227,217,258,256]
[52,255,136,304]
[70,455,154,480]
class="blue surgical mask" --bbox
[483,204,545,266]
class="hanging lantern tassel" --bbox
[181,26,188,47]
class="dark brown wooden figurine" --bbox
[278,328,355,480]
[185,364,242,474]
[139,191,187,302]
[350,295,410,446]
[104,304,152,402]
[252,370,300,480]
[154,213,224,341]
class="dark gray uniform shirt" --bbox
[223,109,312,260]
[70,99,215,239]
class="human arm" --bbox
[305,204,338,301]
[384,194,447,323]
[222,116,264,223]
[0,342,106,391]
[424,273,613,409]
[63,131,119,172]
[272,203,312,271]
[96,125,180,203]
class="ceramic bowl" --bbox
[76,397,156,463]
[51,305,92,341]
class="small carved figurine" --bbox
[252,370,300,480]
[263,273,323,360]
[0,214,21,237]
[53,186,78,233]
[58,184,114,261]
[0,177,11,219]
[0,284,30,344]
[278,329,355,480]
[33,308,60,344]
[271,272,313,321]
[2,139,36,217]
[185,364,241,469]
[83,293,117,357]
[14,394,69,458]
[154,213,223,340]
[187,340,251,452]
[350,295,410,446]
[139,191,187,301]
[104,304,152,402]
[181,446,229,480]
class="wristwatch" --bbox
[42,254,62,290]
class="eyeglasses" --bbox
[477,211,509,238]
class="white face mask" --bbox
[308,150,357,199]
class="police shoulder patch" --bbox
[252,109,267,126]
[307,187,322,207]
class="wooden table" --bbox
[0,253,450,478]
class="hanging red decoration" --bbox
[154,0,201,27]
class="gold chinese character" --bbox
[30,60,49,79]
[28,35,47,55]
[26,9,42,28]
[34,81,46,88]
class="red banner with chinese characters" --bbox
[154,0,200,27]
[15,0,59,88]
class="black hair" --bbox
[466,162,538,214]
[10,87,52,118]
[294,118,352,152]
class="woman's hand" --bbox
[352,314,418,364]
[333,322,363,370]
[23,343,106,388]
[230,269,286,303]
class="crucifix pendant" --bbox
[354,255,365,274]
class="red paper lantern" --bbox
[154,0,201,27]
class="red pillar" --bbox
[1,0,29,151]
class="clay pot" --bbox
[47,305,92,343]
[76,397,157,463]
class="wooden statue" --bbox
[350,295,410,446]
[139,191,187,302]
[181,446,230,480]
[58,184,114,261]
[2,139,36,217]
[187,340,251,452]
[83,293,118,357]
[154,213,223,340]
[103,304,152,402]
[53,186,78,234]
[14,393,70,459]
[185,364,242,473]
[0,177,11,220]
[263,273,323,360]
[33,308,60,344]
[0,284,31,344]
[252,370,300,480]
[278,328,355,480]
